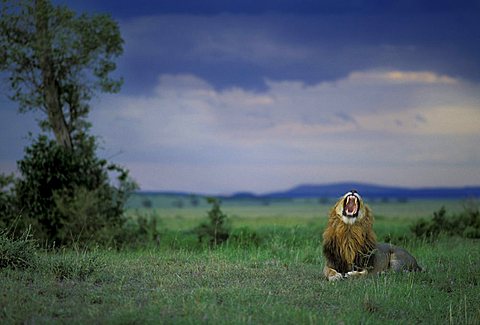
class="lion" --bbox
[323,190,422,281]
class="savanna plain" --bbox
[1,195,479,324]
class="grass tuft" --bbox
[0,227,37,270]
[40,249,105,281]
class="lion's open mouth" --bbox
[343,194,359,218]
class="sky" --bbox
[1,0,480,194]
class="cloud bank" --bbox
[91,70,480,193]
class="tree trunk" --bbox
[34,0,72,150]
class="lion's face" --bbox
[334,190,366,225]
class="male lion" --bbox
[323,190,422,281]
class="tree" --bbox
[0,0,123,149]
[0,0,136,246]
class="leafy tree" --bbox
[0,0,123,149]
[0,0,136,246]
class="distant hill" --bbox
[135,182,480,200]
[259,182,480,199]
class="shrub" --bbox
[12,135,137,246]
[411,201,480,239]
[194,198,231,246]
[114,213,161,248]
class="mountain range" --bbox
[141,182,480,200]
[228,182,480,199]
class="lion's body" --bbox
[372,243,422,273]
[323,191,421,281]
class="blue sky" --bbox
[1,0,480,194]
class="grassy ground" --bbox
[1,199,479,324]
[128,194,466,219]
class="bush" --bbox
[194,198,231,246]
[114,213,161,248]
[8,135,137,246]
[411,201,480,239]
[0,228,37,270]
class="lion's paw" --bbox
[345,270,368,278]
[328,272,344,281]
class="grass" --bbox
[1,237,479,324]
[127,194,467,218]
[126,195,466,230]
[1,198,479,324]
[0,227,37,270]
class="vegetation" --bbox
[0,1,478,323]
[0,173,16,229]
[0,134,136,247]
[411,202,480,239]
[0,228,37,270]
[115,213,161,249]
[0,0,136,246]
[194,198,231,246]
[0,202,479,323]
[0,0,123,149]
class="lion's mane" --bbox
[322,200,377,274]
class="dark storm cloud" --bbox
[115,11,480,94]
[52,0,480,93]
[58,0,480,16]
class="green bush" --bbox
[194,198,231,246]
[411,202,480,239]
[8,135,137,246]
[114,213,161,248]
[0,228,37,270]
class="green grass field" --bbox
[1,197,479,324]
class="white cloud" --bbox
[91,70,480,192]
[358,105,480,135]
[348,70,458,85]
